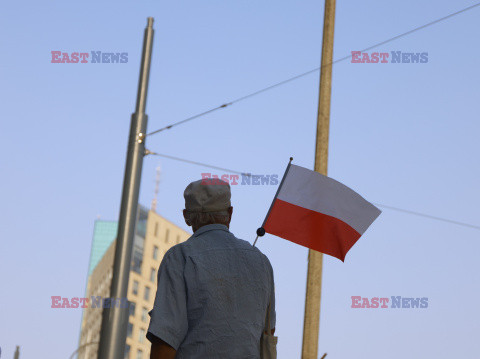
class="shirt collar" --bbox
[193,223,230,237]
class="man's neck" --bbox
[193,222,229,233]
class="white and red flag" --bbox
[257,159,381,261]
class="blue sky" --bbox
[1,0,479,358]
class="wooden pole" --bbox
[301,1,336,358]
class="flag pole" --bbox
[253,157,293,247]
[302,0,336,357]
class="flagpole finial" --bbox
[256,227,265,236]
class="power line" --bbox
[145,150,247,175]
[372,203,480,231]
[146,2,480,137]
[146,150,480,231]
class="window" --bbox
[129,302,135,317]
[139,328,145,343]
[136,349,143,359]
[131,235,144,274]
[150,268,156,283]
[142,307,148,322]
[136,207,148,237]
[153,246,159,260]
[132,247,143,274]
[127,322,133,338]
[124,344,130,359]
[154,222,159,237]
[144,286,150,301]
[176,235,180,244]
[132,280,139,295]
[165,229,170,243]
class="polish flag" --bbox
[263,164,381,261]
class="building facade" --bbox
[78,207,190,359]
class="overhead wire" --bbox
[146,2,480,137]
[371,203,480,231]
[145,150,246,175]
[146,150,480,231]
[144,3,480,231]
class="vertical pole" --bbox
[97,17,154,359]
[14,346,20,359]
[301,1,336,358]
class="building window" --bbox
[153,246,159,260]
[124,344,130,359]
[136,349,143,359]
[150,268,156,283]
[129,302,136,317]
[165,229,170,243]
[132,247,143,274]
[127,322,133,338]
[154,222,159,237]
[144,286,150,301]
[139,328,145,343]
[142,307,148,322]
[176,235,180,244]
[132,280,139,295]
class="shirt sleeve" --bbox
[147,247,188,350]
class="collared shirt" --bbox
[147,224,275,359]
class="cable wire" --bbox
[372,203,480,231]
[146,150,480,231]
[145,150,247,175]
[146,2,480,137]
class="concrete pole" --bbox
[97,17,154,359]
[301,1,336,358]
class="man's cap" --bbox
[184,178,231,213]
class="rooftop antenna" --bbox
[151,162,161,212]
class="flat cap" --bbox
[184,178,231,212]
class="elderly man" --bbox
[147,178,276,359]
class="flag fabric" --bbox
[263,164,381,261]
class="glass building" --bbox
[87,207,149,276]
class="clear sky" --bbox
[1,0,479,358]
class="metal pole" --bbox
[301,1,335,358]
[14,346,20,359]
[97,17,154,359]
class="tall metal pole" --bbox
[301,1,336,358]
[97,17,154,359]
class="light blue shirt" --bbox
[147,224,276,358]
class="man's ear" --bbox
[183,209,191,226]
[227,207,233,221]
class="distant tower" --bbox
[14,346,20,359]
[151,163,161,212]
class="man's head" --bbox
[183,178,233,232]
